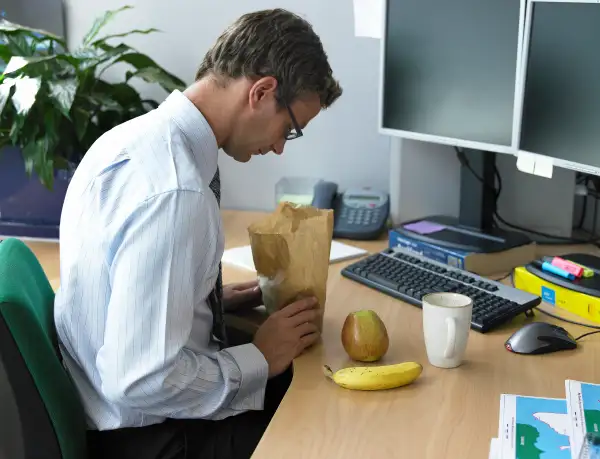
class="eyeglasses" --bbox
[284,102,303,141]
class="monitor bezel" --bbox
[377,0,527,156]
[514,0,600,177]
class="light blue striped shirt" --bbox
[54,90,269,431]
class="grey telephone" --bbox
[311,181,390,240]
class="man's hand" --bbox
[252,297,321,378]
[222,280,263,313]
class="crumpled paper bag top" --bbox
[248,202,334,328]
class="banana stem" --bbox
[323,365,334,380]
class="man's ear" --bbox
[249,76,278,110]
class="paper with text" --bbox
[353,0,384,39]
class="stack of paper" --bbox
[221,240,368,272]
[491,381,600,459]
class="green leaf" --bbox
[92,28,160,46]
[0,78,16,115]
[78,43,132,71]
[11,76,42,115]
[84,93,122,111]
[9,114,28,145]
[72,107,90,142]
[54,156,69,170]
[3,34,31,56]
[0,44,11,64]
[22,136,54,189]
[49,78,78,117]
[126,66,185,93]
[3,55,51,75]
[0,19,65,45]
[44,107,61,152]
[82,6,134,47]
[2,54,77,76]
[115,52,186,89]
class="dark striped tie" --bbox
[208,167,227,346]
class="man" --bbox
[53,8,342,459]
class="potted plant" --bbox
[0,5,186,238]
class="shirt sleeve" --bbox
[95,190,269,420]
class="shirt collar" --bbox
[158,90,219,185]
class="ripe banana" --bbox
[323,362,423,391]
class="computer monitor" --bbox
[381,0,531,253]
[379,0,526,155]
[516,0,600,177]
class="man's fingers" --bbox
[295,321,319,338]
[288,309,321,327]
[231,280,259,291]
[279,297,318,318]
[298,331,320,351]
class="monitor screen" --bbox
[381,0,523,151]
[519,2,600,172]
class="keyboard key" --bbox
[366,273,399,291]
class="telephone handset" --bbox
[311,180,390,240]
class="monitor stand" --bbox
[394,149,531,254]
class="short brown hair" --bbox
[195,9,342,108]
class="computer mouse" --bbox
[505,322,577,355]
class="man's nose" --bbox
[271,139,286,155]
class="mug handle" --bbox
[444,317,457,359]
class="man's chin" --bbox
[234,153,252,163]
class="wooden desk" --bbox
[17,211,600,459]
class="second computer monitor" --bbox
[518,0,600,176]
[380,0,525,154]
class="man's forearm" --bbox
[98,343,268,420]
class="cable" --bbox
[455,148,600,245]
[492,271,513,282]
[536,308,600,331]
[506,271,600,332]
[575,330,600,341]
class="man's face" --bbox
[223,77,321,162]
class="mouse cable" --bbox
[536,308,600,332]
[574,330,600,341]
[455,147,600,246]
[506,270,600,332]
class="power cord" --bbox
[504,270,600,335]
[575,330,600,341]
[454,147,600,246]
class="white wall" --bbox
[63,0,391,211]
[64,0,579,234]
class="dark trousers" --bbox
[88,328,289,459]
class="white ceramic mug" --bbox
[422,292,473,369]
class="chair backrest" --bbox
[0,238,87,459]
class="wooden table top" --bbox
[16,210,600,459]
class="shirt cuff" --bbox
[223,343,268,411]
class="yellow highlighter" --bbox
[571,261,595,278]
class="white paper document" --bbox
[222,241,368,272]
[566,380,600,459]
[489,438,500,459]
[353,0,384,39]
[498,394,571,459]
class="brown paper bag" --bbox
[248,202,334,330]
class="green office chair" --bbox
[0,238,87,459]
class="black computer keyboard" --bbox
[341,247,541,333]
